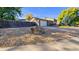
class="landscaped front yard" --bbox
[0,27,79,51]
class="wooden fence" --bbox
[0,20,38,28]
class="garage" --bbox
[40,20,47,26]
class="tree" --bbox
[0,7,22,20]
[25,13,33,21]
[57,7,79,26]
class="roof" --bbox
[45,18,55,21]
[33,17,54,21]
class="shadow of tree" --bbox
[1,27,79,51]
[6,46,20,51]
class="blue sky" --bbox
[19,7,68,19]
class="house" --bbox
[45,17,57,26]
[30,17,57,26]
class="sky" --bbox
[19,7,68,19]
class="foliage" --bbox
[25,13,33,21]
[0,7,22,20]
[57,7,79,26]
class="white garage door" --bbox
[40,21,47,26]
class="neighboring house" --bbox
[30,17,57,26]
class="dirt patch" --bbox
[0,34,54,47]
[0,27,74,47]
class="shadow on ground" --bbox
[0,27,79,51]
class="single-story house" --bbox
[30,17,57,26]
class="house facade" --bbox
[30,17,57,26]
